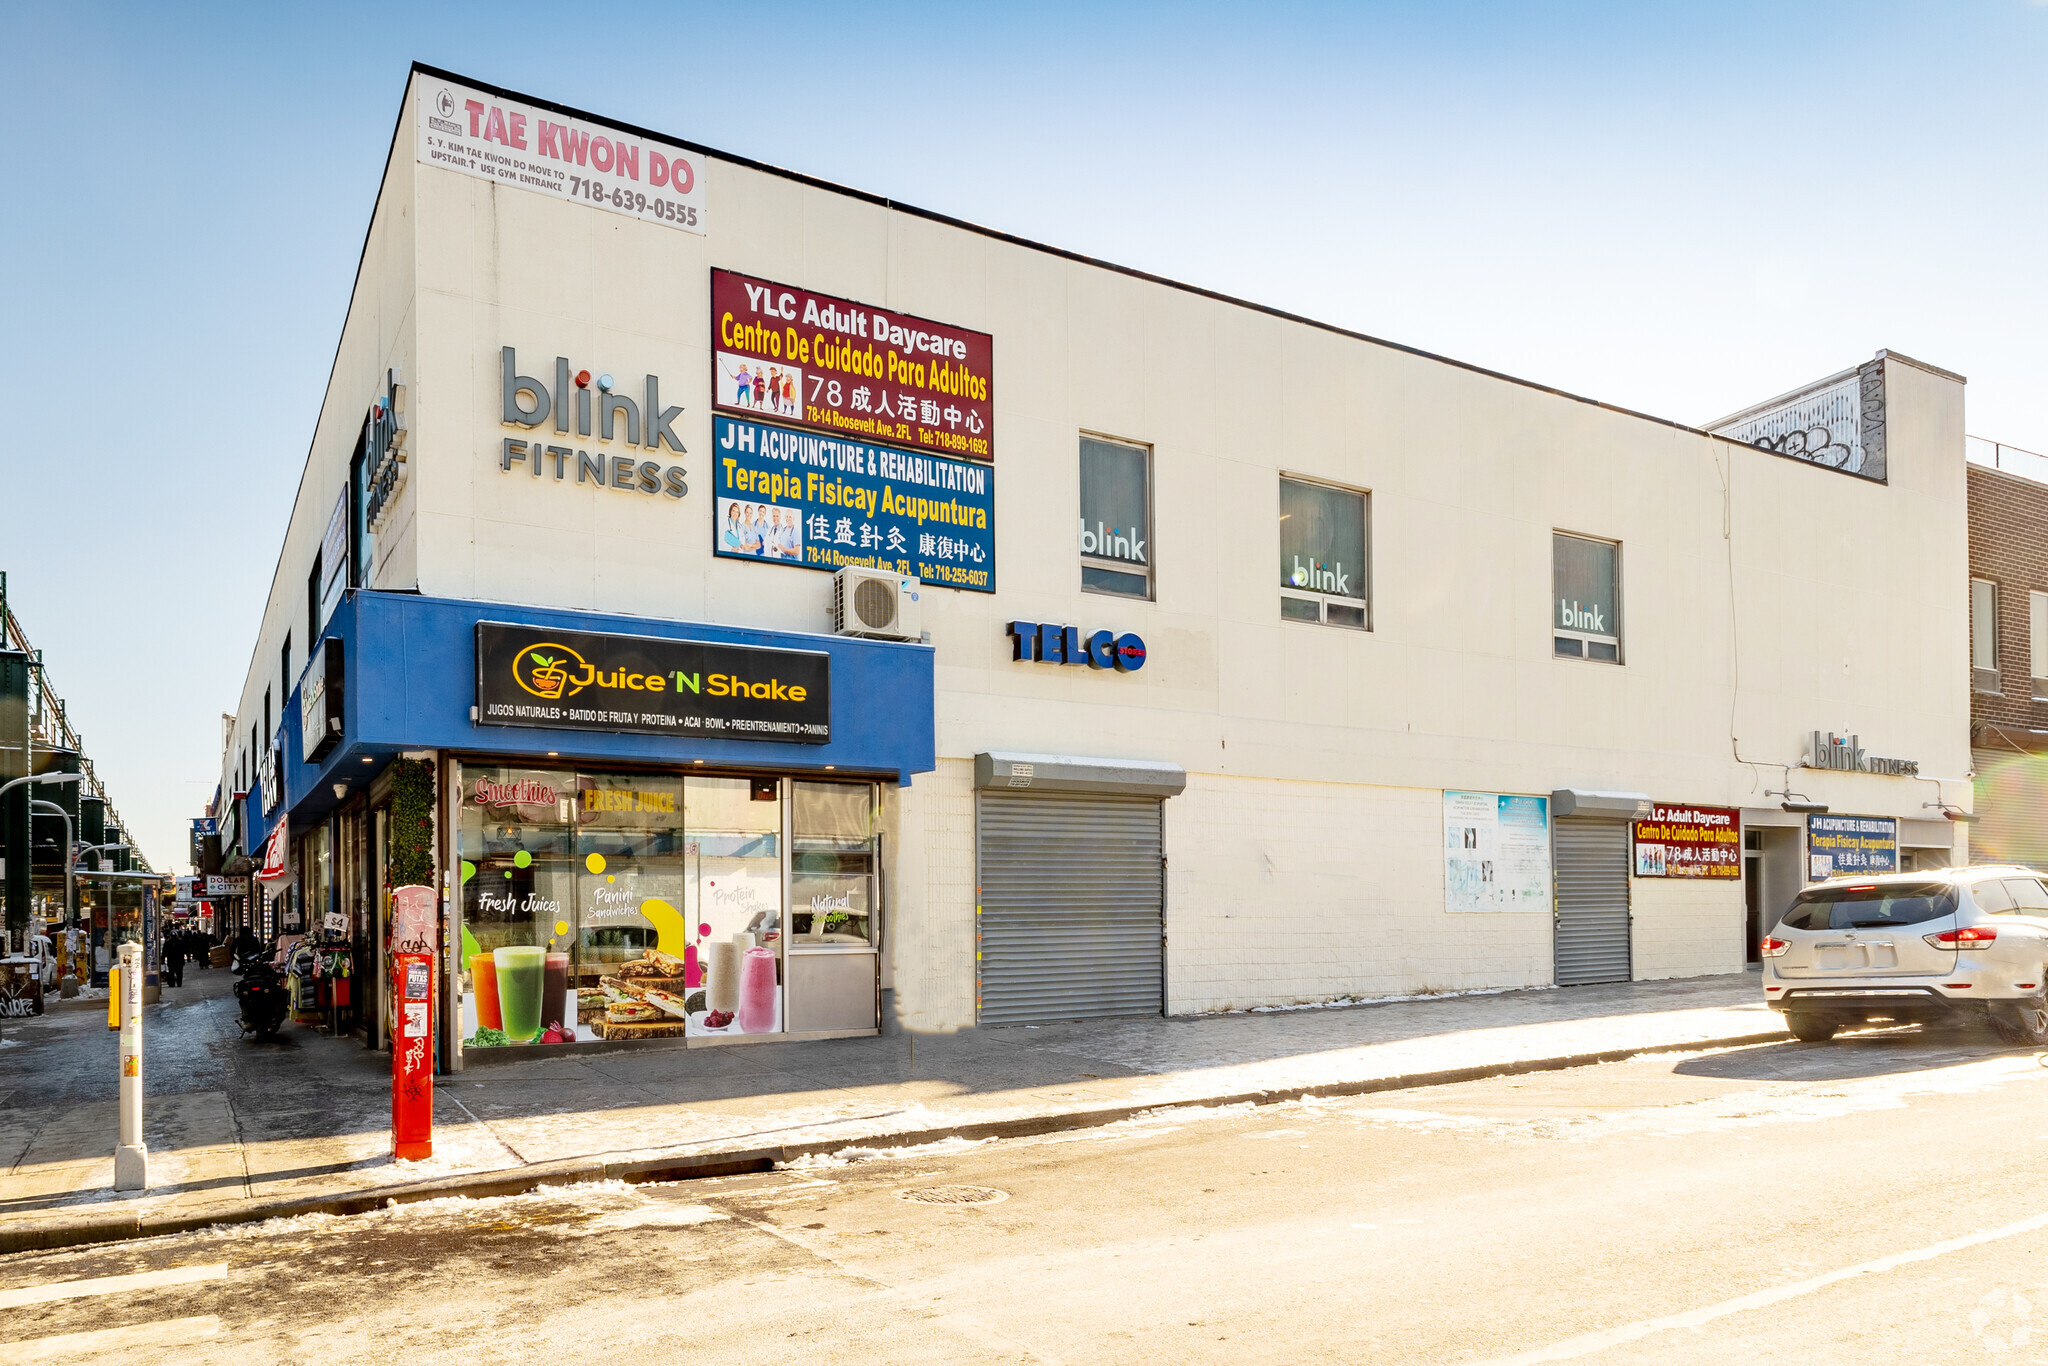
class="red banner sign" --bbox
[392,952,435,1160]
[1632,803,1741,879]
[711,268,993,461]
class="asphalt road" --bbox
[5,1023,2047,1365]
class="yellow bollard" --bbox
[108,967,120,1029]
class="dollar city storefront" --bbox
[270,590,934,1068]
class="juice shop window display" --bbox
[454,763,799,1047]
[458,766,578,1046]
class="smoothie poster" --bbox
[713,415,995,592]
[1443,791,1552,914]
[711,268,993,461]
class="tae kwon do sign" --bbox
[417,76,706,234]
[1631,803,1740,879]
[475,623,830,743]
[712,269,993,461]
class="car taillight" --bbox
[1760,937,1791,957]
[1924,926,1998,950]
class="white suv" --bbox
[1762,867,2048,1046]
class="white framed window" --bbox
[1278,476,1370,629]
[1554,532,1622,663]
[2030,590,2047,698]
[1079,435,1153,600]
[1972,577,2000,693]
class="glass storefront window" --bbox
[459,766,575,1046]
[686,776,784,1036]
[456,766,814,1047]
[792,781,875,946]
[575,772,685,975]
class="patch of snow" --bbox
[1210,984,1559,1016]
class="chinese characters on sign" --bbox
[416,78,705,235]
[1806,814,1898,881]
[712,416,995,592]
[1443,792,1552,913]
[711,269,993,461]
[1631,804,1741,879]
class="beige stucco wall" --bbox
[221,71,1972,1020]
[216,95,419,810]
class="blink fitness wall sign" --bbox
[712,269,994,462]
[417,76,706,234]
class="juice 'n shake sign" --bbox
[475,623,830,743]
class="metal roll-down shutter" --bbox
[1553,815,1631,985]
[976,791,1164,1026]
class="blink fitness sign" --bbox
[1006,621,1147,672]
[416,76,707,235]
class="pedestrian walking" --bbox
[163,932,185,988]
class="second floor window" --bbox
[1279,476,1369,629]
[1973,577,1999,693]
[1079,436,1153,599]
[1554,532,1622,663]
[2032,590,2048,699]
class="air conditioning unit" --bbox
[833,567,922,641]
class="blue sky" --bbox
[5,1,2045,871]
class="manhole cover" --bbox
[896,1185,1008,1206]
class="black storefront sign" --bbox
[476,623,831,744]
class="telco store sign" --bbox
[475,622,829,744]
[1006,621,1147,671]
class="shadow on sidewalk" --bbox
[0,969,1839,1220]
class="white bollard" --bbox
[113,941,149,1191]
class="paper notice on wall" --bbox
[1444,791,1552,913]
[415,76,706,235]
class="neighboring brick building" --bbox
[1968,459,2048,866]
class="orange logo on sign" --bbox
[514,642,589,700]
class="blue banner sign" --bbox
[712,416,995,592]
[1806,813,1898,881]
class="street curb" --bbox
[0,1026,1787,1256]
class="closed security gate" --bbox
[1554,816,1631,985]
[977,791,1164,1026]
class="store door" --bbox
[1743,833,1763,963]
[976,791,1164,1026]
[1554,816,1631,985]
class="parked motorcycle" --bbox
[235,958,289,1039]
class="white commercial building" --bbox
[210,65,1971,1066]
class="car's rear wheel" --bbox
[1991,998,2048,1047]
[1785,1014,1839,1043]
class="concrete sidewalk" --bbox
[0,967,1786,1253]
